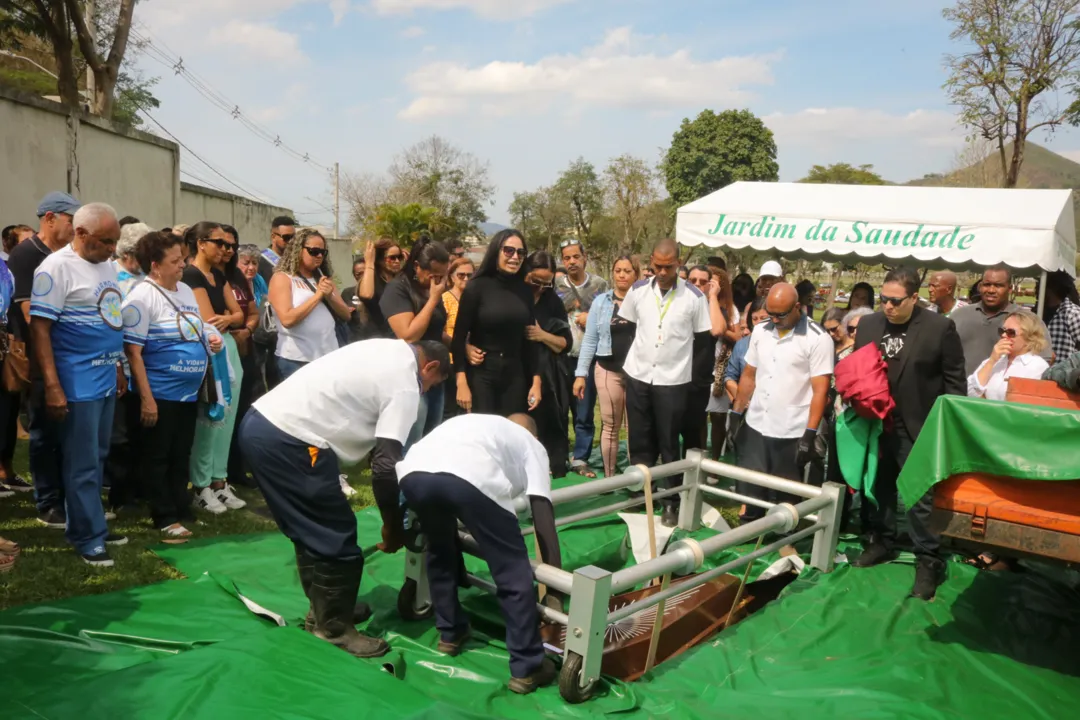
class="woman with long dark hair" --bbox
[847,282,876,311]
[182,221,247,514]
[706,268,741,463]
[523,250,573,477]
[358,237,403,338]
[452,230,542,416]
[381,235,450,443]
[731,272,755,319]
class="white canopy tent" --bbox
[676,182,1077,284]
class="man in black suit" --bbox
[851,266,966,600]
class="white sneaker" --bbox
[194,487,227,515]
[104,510,117,521]
[215,484,247,510]
[339,474,357,498]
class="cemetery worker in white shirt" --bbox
[239,338,449,659]
[396,412,562,695]
[30,202,130,567]
[727,283,834,522]
[619,238,722,527]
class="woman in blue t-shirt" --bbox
[122,231,223,542]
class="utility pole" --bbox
[85,0,96,109]
[333,162,340,240]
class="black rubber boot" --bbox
[298,548,372,631]
[909,557,946,601]
[311,559,389,658]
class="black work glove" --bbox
[726,412,745,457]
[795,427,822,469]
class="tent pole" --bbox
[1037,270,1048,317]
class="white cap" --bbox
[758,260,783,278]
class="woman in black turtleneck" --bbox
[453,230,542,416]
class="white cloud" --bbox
[401,25,426,38]
[764,108,961,149]
[249,83,309,123]
[330,0,350,24]
[371,0,575,20]
[208,21,308,64]
[400,27,778,120]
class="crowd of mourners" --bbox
[2,190,1079,604]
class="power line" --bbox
[129,23,331,173]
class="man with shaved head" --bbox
[619,238,722,526]
[31,202,128,566]
[728,282,834,522]
[926,270,965,317]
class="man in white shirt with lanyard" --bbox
[728,283,834,522]
[619,238,715,526]
[240,338,449,659]
[397,412,562,695]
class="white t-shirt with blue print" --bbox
[30,245,125,401]
[122,281,212,402]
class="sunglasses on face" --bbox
[768,305,797,321]
[454,272,473,280]
[847,324,858,334]
[274,232,295,242]
[223,243,238,252]
[825,324,841,334]
[502,245,527,259]
[997,326,1019,338]
[204,238,229,248]
[304,246,327,258]
[880,294,911,307]
[385,253,403,262]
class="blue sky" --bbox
[135,0,1080,230]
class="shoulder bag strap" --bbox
[146,280,214,360]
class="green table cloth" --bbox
[897,394,1080,507]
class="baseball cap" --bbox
[36,191,81,217]
[758,260,783,278]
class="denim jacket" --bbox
[723,335,751,387]
[575,290,618,377]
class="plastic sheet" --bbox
[898,395,1080,507]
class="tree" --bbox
[663,108,779,207]
[388,135,495,236]
[3,1,80,107]
[66,0,136,118]
[363,203,447,247]
[798,162,886,185]
[109,69,157,130]
[553,158,604,241]
[944,0,1080,188]
[604,155,659,252]
[508,187,572,252]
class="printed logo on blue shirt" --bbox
[122,304,141,329]
[33,272,54,297]
[176,311,203,342]
[98,286,123,330]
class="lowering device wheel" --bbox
[397,578,433,621]
[559,651,599,704]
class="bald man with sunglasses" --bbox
[728,283,833,522]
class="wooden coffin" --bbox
[541,572,793,682]
[931,378,1080,564]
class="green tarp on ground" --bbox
[898,395,1080,507]
[3,495,1080,719]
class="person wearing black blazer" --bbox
[850,266,966,601]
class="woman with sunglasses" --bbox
[573,255,640,478]
[358,237,404,338]
[968,311,1050,401]
[524,250,574,477]
[381,236,451,444]
[442,256,474,420]
[269,228,351,382]
[452,230,542,416]
[182,222,247,515]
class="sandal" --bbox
[571,464,597,479]
[160,524,193,544]
[0,553,14,573]
[0,536,19,558]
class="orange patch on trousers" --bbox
[308,447,319,467]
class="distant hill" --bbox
[477,221,509,237]
[907,141,1080,237]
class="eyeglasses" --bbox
[454,272,473,280]
[997,326,1019,338]
[304,246,327,258]
[528,278,554,289]
[824,324,842,334]
[502,245,527,259]
[880,294,911,307]
[385,253,403,262]
[223,243,238,252]
[204,238,229,248]
[273,232,295,242]
[767,305,798,321]
[847,324,858,334]
[559,239,582,249]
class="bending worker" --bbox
[396,412,562,695]
[240,338,449,659]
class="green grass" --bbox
[0,441,375,611]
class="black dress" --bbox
[451,272,538,416]
[532,289,574,477]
